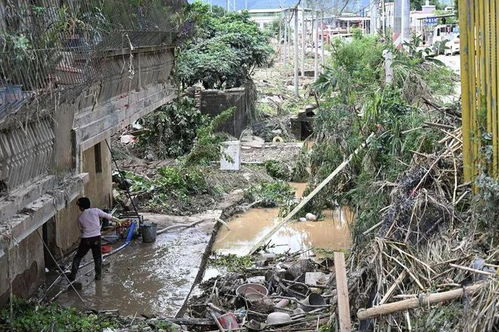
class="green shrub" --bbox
[208,254,254,272]
[0,298,120,332]
[182,108,234,166]
[264,160,291,180]
[177,2,273,89]
[136,97,206,159]
[122,166,209,204]
[244,181,294,207]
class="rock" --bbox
[299,217,307,222]
[285,259,316,280]
[120,134,137,144]
[305,272,330,287]
[247,276,266,284]
[305,213,317,221]
[241,135,265,148]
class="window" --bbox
[94,143,102,173]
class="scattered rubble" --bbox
[184,253,335,331]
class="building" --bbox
[247,7,318,32]
[381,2,456,45]
[247,8,286,30]
[0,0,182,304]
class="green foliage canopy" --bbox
[177,1,273,89]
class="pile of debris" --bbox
[344,127,499,330]
[183,253,336,331]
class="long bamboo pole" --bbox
[459,0,472,181]
[248,133,375,255]
[357,282,486,320]
[491,1,499,178]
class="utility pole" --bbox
[226,0,229,12]
[381,0,386,35]
[393,0,402,45]
[284,11,288,64]
[401,0,410,43]
[370,0,378,34]
[321,11,324,71]
[279,18,283,61]
[301,7,306,77]
[314,10,318,81]
[294,8,299,96]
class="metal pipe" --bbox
[294,8,299,96]
[301,7,306,77]
[104,139,141,219]
[314,10,318,81]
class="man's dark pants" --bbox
[69,236,102,281]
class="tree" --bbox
[176,1,273,89]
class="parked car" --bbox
[445,34,460,55]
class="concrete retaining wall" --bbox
[199,81,256,138]
[0,46,177,305]
[0,228,45,305]
[0,118,55,192]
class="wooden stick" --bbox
[248,133,375,255]
[334,252,352,332]
[362,220,384,235]
[449,263,496,276]
[379,271,407,305]
[157,219,211,235]
[156,317,216,326]
[357,282,485,320]
[207,308,225,332]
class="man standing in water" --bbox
[67,197,123,282]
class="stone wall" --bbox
[82,139,113,210]
[199,81,256,138]
[0,118,55,192]
[0,45,177,305]
[0,228,45,305]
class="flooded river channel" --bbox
[55,219,214,317]
[214,183,353,256]
[213,207,353,255]
[55,183,352,317]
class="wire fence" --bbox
[459,0,499,180]
[0,0,184,117]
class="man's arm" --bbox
[97,209,127,225]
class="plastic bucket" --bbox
[299,293,326,312]
[236,283,268,301]
[141,222,157,243]
[218,313,239,329]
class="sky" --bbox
[192,0,371,12]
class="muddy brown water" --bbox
[213,207,353,256]
[55,223,213,317]
[213,183,353,256]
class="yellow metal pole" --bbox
[484,1,491,175]
[471,0,478,179]
[459,0,472,181]
[492,0,499,177]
